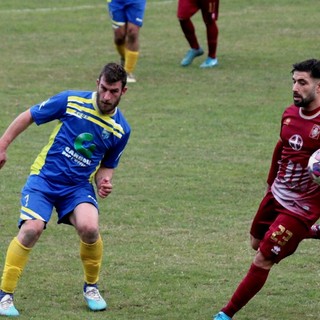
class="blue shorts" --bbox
[19,175,99,227]
[107,0,146,27]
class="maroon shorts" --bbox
[250,191,310,263]
[177,0,219,20]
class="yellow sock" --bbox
[1,237,31,293]
[115,44,125,60]
[80,235,103,285]
[125,49,139,74]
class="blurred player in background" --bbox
[213,58,320,320]
[107,0,147,83]
[0,63,130,316]
[177,0,219,68]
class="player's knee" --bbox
[254,251,274,269]
[78,225,99,243]
[114,28,126,44]
[19,220,45,246]
[250,235,260,251]
[126,26,139,42]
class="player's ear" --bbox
[121,87,128,95]
[316,80,320,94]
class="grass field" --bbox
[1,0,320,319]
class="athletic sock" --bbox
[115,43,125,61]
[80,235,103,285]
[1,237,31,293]
[206,19,218,58]
[124,49,139,74]
[179,19,200,49]
[221,263,270,317]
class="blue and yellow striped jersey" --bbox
[29,90,130,185]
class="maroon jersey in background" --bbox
[177,0,219,20]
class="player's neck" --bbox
[301,105,320,116]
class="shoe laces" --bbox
[0,294,14,310]
[84,286,102,301]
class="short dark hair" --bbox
[99,62,127,88]
[292,59,320,79]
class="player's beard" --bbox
[293,92,316,109]
[96,92,121,114]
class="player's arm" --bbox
[0,109,34,169]
[95,166,114,198]
[266,138,283,187]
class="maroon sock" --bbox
[221,263,270,318]
[200,10,219,58]
[179,19,200,49]
[206,20,218,58]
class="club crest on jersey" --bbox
[309,124,320,139]
[102,129,110,140]
[283,118,291,126]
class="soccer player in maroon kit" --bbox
[177,0,219,68]
[213,59,320,320]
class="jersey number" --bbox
[270,224,293,246]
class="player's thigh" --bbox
[177,0,199,19]
[126,1,146,27]
[55,183,98,226]
[20,186,54,226]
[199,0,219,18]
[108,1,126,27]
[250,191,278,241]
[71,202,99,230]
[259,213,309,263]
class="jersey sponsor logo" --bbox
[74,133,96,158]
[288,134,303,151]
[62,146,92,167]
[309,124,320,139]
[61,133,96,167]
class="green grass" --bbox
[0,0,320,319]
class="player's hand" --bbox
[97,178,113,198]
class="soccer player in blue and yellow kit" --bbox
[106,0,146,83]
[0,63,130,316]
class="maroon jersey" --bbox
[271,104,320,224]
[177,0,219,20]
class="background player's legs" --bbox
[113,24,126,66]
[179,19,200,51]
[177,0,204,67]
[179,19,204,66]
[199,8,219,68]
[113,23,140,83]
[123,22,140,82]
